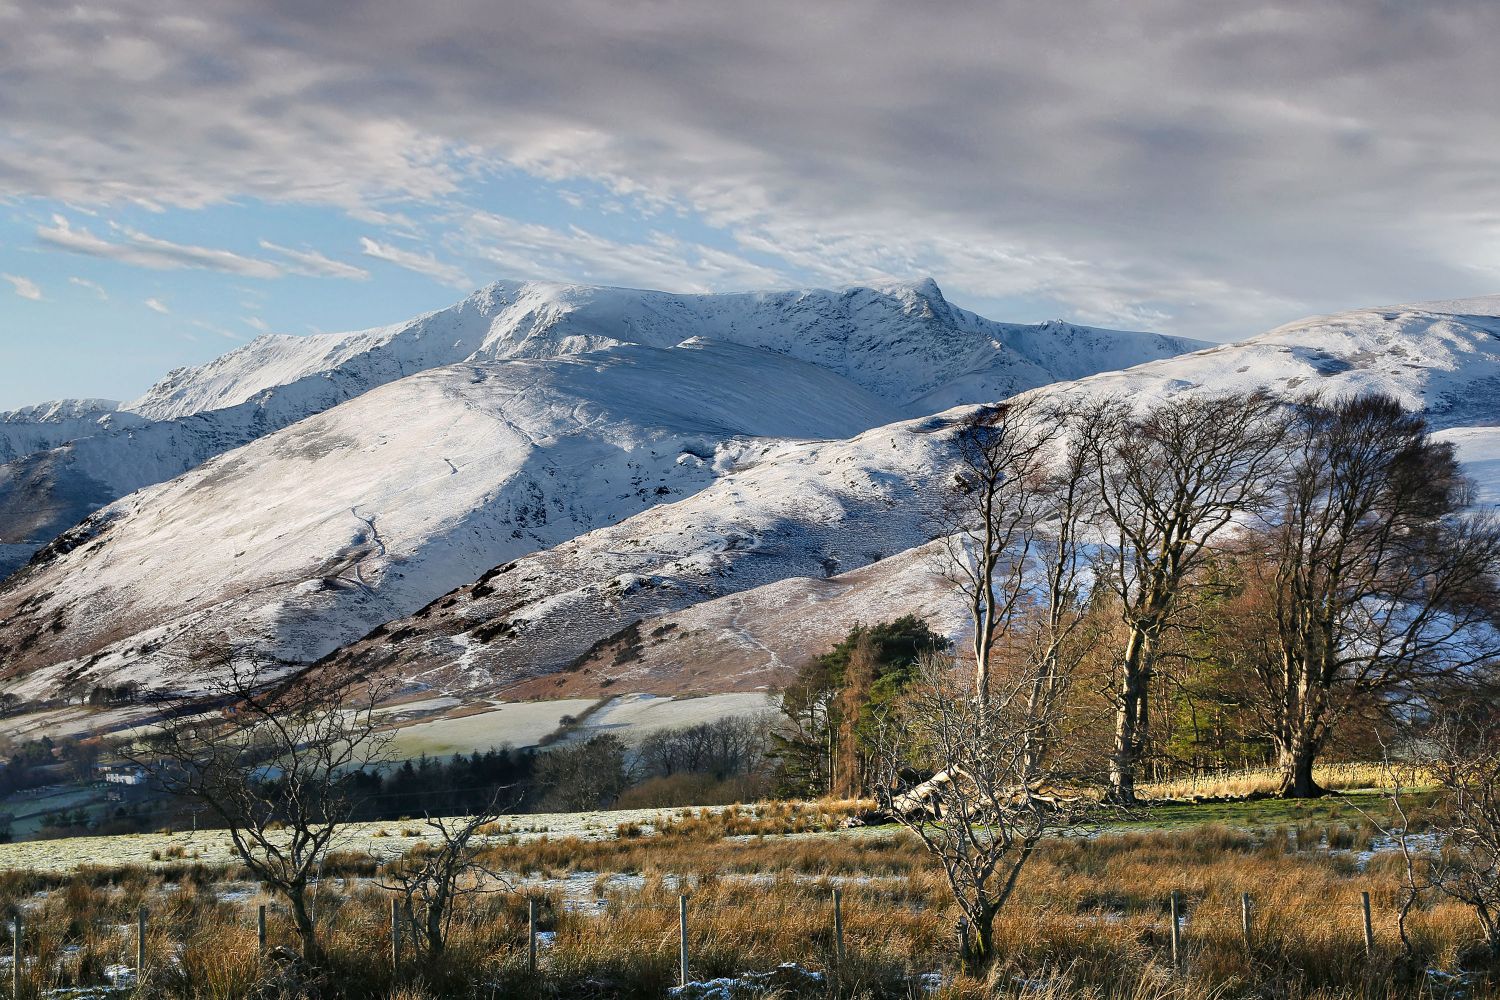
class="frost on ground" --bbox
[670,963,825,1000]
[0,805,734,875]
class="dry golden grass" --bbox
[1138,762,1430,800]
[2,804,1496,998]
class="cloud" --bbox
[191,320,242,340]
[359,237,470,288]
[2,273,42,301]
[258,241,370,280]
[38,216,283,278]
[457,213,784,291]
[4,1,1500,336]
[144,296,170,313]
[243,315,269,332]
[68,276,108,300]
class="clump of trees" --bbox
[771,616,948,798]
[0,735,101,795]
[533,734,634,811]
[923,389,1500,802]
[525,717,778,812]
[346,748,535,821]
[624,715,774,807]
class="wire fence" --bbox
[2,882,1409,998]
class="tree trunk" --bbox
[1109,691,1139,804]
[426,899,445,957]
[1108,631,1151,804]
[968,904,1000,971]
[1022,651,1059,777]
[1279,733,1328,799]
[287,889,322,964]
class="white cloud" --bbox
[258,241,370,280]
[68,276,108,300]
[457,213,784,291]
[2,273,41,301]
[359,237,471,288]
[242,315,269,332]
[144,296,170,313]
[3,1,1500,335]
[190,320,241,340]
[38,216,283,278]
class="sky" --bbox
[3,0,1500,411]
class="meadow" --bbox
[0,789,1494,999]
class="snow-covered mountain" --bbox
[0,399,143,463]
[312,294,1500,702]
[0,278,1205,701]
[0,278,1197,582]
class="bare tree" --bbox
[125,652,391,964]
[1256,394,1500,797]
[1016,407,1102,777]
[871,652,1079,967]
[1084,392,1289,803]
[1388,702,1500,961]
[941,397,1061,703]
[378,805,510,960]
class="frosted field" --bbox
[381,692,775,757]
[558,692,775,744]
[0,805,733,876]
[385,698,600,757]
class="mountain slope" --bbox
[0,279,1202,581]
[325,410,965,697]
[0,339,918,699]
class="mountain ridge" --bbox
[0,277,1202,582]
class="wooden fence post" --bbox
[11,909,20,999]
[1361,891,1375,957]
[679,894,690,987]
[831,887,845,963]
[136,905,147,979]
[257,905,267,954]
[1241,892,1252,951]
[389,897,400,974]
[1169,891,1182,972]
[527,898,538,975]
